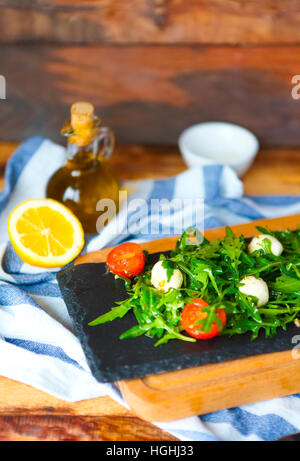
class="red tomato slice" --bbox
[180,298,226,340]
[106,242,145,278]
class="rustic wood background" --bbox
[0,0,300,146]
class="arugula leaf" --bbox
[88,301,132,326]
[161,259,176,282]
[220,227,245,278]
[272,274,300,293]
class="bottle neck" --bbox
[62,117,113,165]
[66,135,100,166]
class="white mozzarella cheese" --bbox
[151,260,183,292]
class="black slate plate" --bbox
[57,252,300,383]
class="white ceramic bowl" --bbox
[178,122,259,177]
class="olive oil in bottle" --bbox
[46,102,119,233]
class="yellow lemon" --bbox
[7,199,84,268]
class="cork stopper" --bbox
[68,102,95,146]
[71,102,94,131]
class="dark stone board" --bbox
[57,253,300,383]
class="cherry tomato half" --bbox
[180,298,226,340]
[106,242,145,278]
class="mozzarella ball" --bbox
[248,234,283,256]
[239,276,269,307]
[151,260,183,293]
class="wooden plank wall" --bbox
[0,0,300,146]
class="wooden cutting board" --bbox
[75,214,300,422]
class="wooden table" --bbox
[0,142,299,441]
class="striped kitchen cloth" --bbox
[0,136,300,441]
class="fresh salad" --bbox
[89,227,300,346]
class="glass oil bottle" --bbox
[46,102,119,233]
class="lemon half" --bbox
[7,199,84,268]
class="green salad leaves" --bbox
[89,226,300,346]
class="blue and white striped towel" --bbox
[1,136,300,441]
